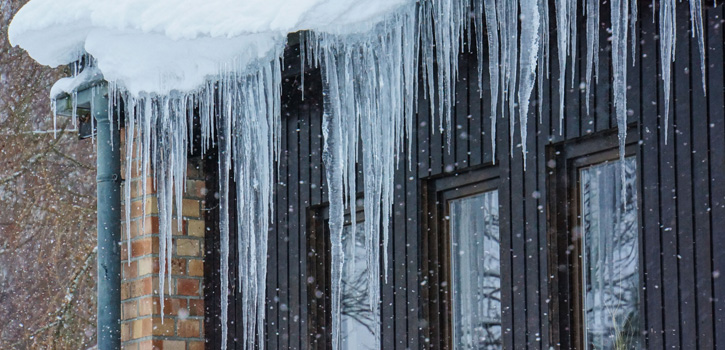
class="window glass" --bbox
[580,157,641,350]
[340,223,378,350]
[449,190,501,350]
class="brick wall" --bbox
[120,135,207,350]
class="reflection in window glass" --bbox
[340,223,378,350]
[580,157,641,350]
[449,190,501,350]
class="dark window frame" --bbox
[421,165,500,350]
[307,200,372,350]
[546,127,644,350]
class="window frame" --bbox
[422,165,500,350]
[307,201,371,350]
[546,128,644,350]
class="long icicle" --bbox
[612,0,630,199]
[585,0,600,115]
[660,0,676,144]
[689,0,706,93]
[518,0,540,169]
[555,0,570,134]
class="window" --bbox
[340,222,378,349]
[548,131,642,350]
[579,158,640,349]
[307,207,379,350]
[423,167,500,350]
[449,190,501,349]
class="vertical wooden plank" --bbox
[406,109,421,350]
[394,140,408,350]
[580,10,595,136]
[298,97,311,350]
[418,78,432,178]
[455,50,470,170]
[565,4,581,142]
[420,180,433,350]
[639,4,664,347]
[469,37,484,167]
[430,83,444,176]
[277,109,291,350]
[537,33,552,350]
[707,5,725,348]
[524,87,541,350]
[595,4,612,133]
[267,172,278,350]
[658,3,681,346]
[510,105,528,349]
[310,88,323,207]
[497,88,514,350]
[673,6,697,349]
[690,7,714,347]
[229,180,241,349]
[383,176,397,349]
[287,86,302,350]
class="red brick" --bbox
[188,341,205,350]
[123,260,138,279]
[131,277,153,298]
[162,297,187,316]
[152,317,175,337]
[122,300,138,320]
[132,237,153,258]
[188,259,203,277]
[161,340,185,350]
[177,319,201,338]
[188,299,204,317]
[177,279,199,296]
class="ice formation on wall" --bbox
[8,0,709,350]
[555,0,572,133]
[612,0,630,194]
[585,0,599,115]
[307,6,419,346]
[518,0,540,167]
[660,0,676,143]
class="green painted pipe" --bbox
[93,85,122,350]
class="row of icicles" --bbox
[54,1,708,349]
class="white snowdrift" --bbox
[9,0,411,95]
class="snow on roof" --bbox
[8,0,411,95]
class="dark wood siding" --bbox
[205,1,725,349]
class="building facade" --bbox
[119,1,725,349]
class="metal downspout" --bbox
[93,86,122,350]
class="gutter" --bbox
[57,82,122,349]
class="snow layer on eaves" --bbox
[8,0,412,95]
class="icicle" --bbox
[612,0,630,197]
[124,94,136,267]
[555,0,570,134]
[51,98,57,138]
[660,0,676,144]
[476,0,500,160]
[218,83,232,350]
[569,0,578,87]
[419,0,469,143]
[301,32,306,101]
[90,86,95,144]
[518,0,540,169]
[108,80,115,151]
[502,0,519,155]
[585,0,600,115]
[538,0,550,124]
[690,0,706,93]
[313,6,418,349]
